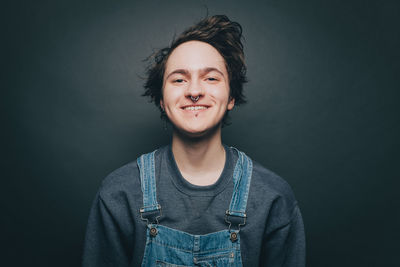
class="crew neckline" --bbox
[165,144,235,197]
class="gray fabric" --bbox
[82,145,306,266]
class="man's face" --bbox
[161,40,235,137]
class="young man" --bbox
[83,15,305,266]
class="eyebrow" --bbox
[165,67,225,80]
[165,69,190,80]
[201,67,225,77]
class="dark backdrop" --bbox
[2,0,399,266]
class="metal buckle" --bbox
[225,210,246,233]
[140,204,162,225]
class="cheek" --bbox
[162,86,181,106]
[211,85,231,103]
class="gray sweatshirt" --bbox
[83,145,305,266]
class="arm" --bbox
[82,193,132,267]
[260,205,306,267]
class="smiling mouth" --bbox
[182,106,209,111]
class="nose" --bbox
[185,79,204,101]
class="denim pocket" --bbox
[155,260,191,267]
[194,251,237,266]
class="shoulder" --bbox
[229,147,297,208]
[251,159,297,205]
[97,160,141,203]
[97,147,166,203]
[246,156,300,230]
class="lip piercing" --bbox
[190,96,200,102]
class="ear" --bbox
[227,97,235,111]
[160,99,164,110]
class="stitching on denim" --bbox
[139,151,160,212]
[228,149,252,216]
[194,245,240,254]
[195,252,232,261]
[148,239,193,253]
[155,260,191,267]
[149,239,239,254]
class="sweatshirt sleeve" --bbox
[260,205,306,267]
[82,192,132,267]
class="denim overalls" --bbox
[137,148,253,267]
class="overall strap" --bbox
[137,150,162,224]
[225,148,253,231]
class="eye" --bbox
[206,77,219,82]
[173,79,184,83]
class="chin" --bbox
[173,123,221,139]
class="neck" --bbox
[171,125,226,186]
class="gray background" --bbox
[2,0,399,266]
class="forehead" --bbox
[165,41,227,75]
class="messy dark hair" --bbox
[143,15,247,126]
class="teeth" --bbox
[184,106,208,111]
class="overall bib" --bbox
[137,148,253,267]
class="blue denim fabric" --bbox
[137,148,253,267]
[138,151,161,214]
